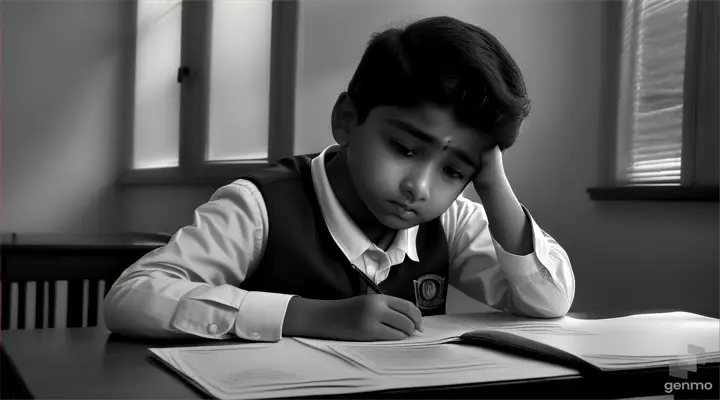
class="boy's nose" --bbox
[400,169,431,203]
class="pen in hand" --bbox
[351,264,423,334]
[351,264,385,295]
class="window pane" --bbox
[617,0,688,184]
[133,0,182,169]
[207,0,272,162]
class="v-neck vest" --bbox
[240,154,450,316]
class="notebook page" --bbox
[151,338,581,399]
[149,312,601,399]
[151,340,377,400]
[326,342,500,374]
[291,313,584,387]
[477,312,720,370]
[295,335,581,388]
[443,312,591,334]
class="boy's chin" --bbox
[378,214,421,230]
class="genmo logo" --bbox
[665,344,715,395]
[664,381,713,394]
[669,344,705,379]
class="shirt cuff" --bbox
[490,205,550,281]
[234,291,296,342]
[171,285,246,339]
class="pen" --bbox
[351,264,385,295]
[351,264,424,334]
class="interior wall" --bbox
[24,0,712,316]
[291,0,719,316]
[1,0,127,233]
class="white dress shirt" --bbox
[104,145,575,341]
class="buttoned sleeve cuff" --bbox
[234,292,297,342]
[170,285,246,339]
[490,205,553,282]
[489,205,574,317]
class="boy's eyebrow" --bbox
[386,118,481,169]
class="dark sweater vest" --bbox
[239,153,449,316]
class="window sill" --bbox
[117,163,268,187]
[587,185,719,202]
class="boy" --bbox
[105,16,575,342]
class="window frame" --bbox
[588,0,719,202]
[118,0,298,187]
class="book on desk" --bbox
[149,311,720,400]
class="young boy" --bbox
[105,16,575,342]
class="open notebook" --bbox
[150,311,720,399]
[452,311,720,373]
[295,311,720,373]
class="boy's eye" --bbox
[444,166,464,180]
[391,141,415,157]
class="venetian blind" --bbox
[617,0,689,184]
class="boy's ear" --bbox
[331,92,358,147]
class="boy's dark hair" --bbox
[347,16,530,151]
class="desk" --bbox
[2,313,718,399]
[0,232,169,249]
[1,232,168,329]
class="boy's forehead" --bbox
[377,103,453,124]
[375,105,490,148]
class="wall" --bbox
[291,0,719,316]
[18,0,713,316]
[118,186,216,234]
[1,0,127,233]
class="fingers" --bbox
[385,297,423,333]
[375,322,411,341]
[379,307,416,337]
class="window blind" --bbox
[618,0,688,184]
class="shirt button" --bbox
[207,323,218,335]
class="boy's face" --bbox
[333,95,494,230]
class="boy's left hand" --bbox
[470,145,534,255]
[472,146,507,197]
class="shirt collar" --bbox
[310,144,420,263]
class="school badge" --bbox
[412,274,446,310]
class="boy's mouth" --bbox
[390,201,417,217]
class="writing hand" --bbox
[284,295,423,341]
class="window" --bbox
[121,0,298,185]
[206,0,272,162]
[132,0,182,170]
[616,0,688,185]
[589,0,718,201]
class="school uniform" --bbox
[104,144,575,341]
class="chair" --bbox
[0,232,170,330]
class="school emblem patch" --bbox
[413,274,446,310]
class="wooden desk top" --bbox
[1,327,206,399]
[3,312,718,399]
[1,327,586,400]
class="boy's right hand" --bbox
[283,295,423,341]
